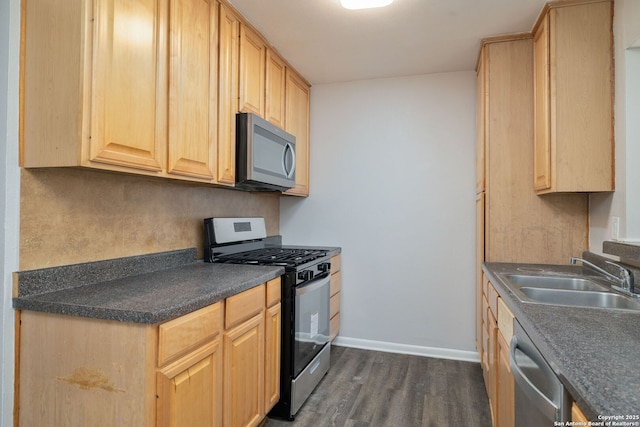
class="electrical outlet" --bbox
[611,216,620,241]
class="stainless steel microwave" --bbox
[236,112,296,192]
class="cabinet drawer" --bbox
[482,273,489,298]
[487,281,499,317]
[331,254,341,273]
[330,270,341,297]
[158,302,223,366]
[497,297,514,343]
[482,294,489,327]
[330,293,340,319]
[225,284,265,330]
[266,278,281,308]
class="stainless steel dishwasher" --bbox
[511,320,571,426]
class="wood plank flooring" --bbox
[264,345,491,427]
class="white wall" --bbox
[0,0,20,424]
[280,72,477,360]
[589,0,640,249]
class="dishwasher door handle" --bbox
[510,335,560,420]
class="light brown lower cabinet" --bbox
[486,305,498,422]
[483,279,597,427]
[223,312,265,427]
[481,276,515,427]
[157,341,223,427]
[157,303,224,427]
[496,298,514,427]
[265,277,282,413]
[17,279,280,427]
[496,331,514,427]
[223,284,266,427]
[329,254,342,341]
[572,402,589,422]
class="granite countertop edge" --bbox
[12,249,286,324]
[482,261,640,420]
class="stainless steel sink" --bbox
[497,272,640,311]
[518,287,640,310]
[503,274,606,292]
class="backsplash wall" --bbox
[20,168,280,270]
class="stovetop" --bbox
[203,217,330,270]
[214,247,328,268]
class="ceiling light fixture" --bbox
[340,0,394,10]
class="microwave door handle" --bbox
[283,143,296,179]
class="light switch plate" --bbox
[611,216,620,241]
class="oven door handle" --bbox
[296,274,330,296]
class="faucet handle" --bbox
[604,260,634,292]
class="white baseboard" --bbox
[332,336,481,363]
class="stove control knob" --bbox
[318,262,331,273]
[298,270,313,281]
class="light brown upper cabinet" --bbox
[21,0,168,175]
[21,0,312,194]
[167,0,218,181]
[283,69,311,197]
[239,25,266,117]
[265,50,287,129]
[22,0,219,185]
[217,2,241,186]
[532,0,614,194]
[238,25,311,197]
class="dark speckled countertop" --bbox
[483,262,640,420]
[13,248,284,324]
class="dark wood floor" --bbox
[264,345,492,427]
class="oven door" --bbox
[293,273,330,378]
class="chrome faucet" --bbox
[570,257,636,297]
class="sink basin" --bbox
[503,274,607,291]
[497,272,640,311]
[518,287,640,310]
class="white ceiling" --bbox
[228,0,549,85]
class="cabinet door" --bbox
[533,2,613,193]
[283,69,310,197]
[481,294,490,388]
[572,403,589,422]
[487,308,498,424]
[552,2,613,192]
[224,312,265,427]
[475,48,487,193]
[533,15,551,192]
[90,0,165,172]
[217,3,240,185]
[265,302,281,412]
[157,340,223,427]
[329,267,341,341]
[265,49,286,128]
[475,193,485,356]
[239,25,266,116]
[167,0,217,180]
[497,332,514,427]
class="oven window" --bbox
[293,274,330,377]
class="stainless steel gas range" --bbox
[204,217,332,420]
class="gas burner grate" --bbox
[215,247,327,267]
